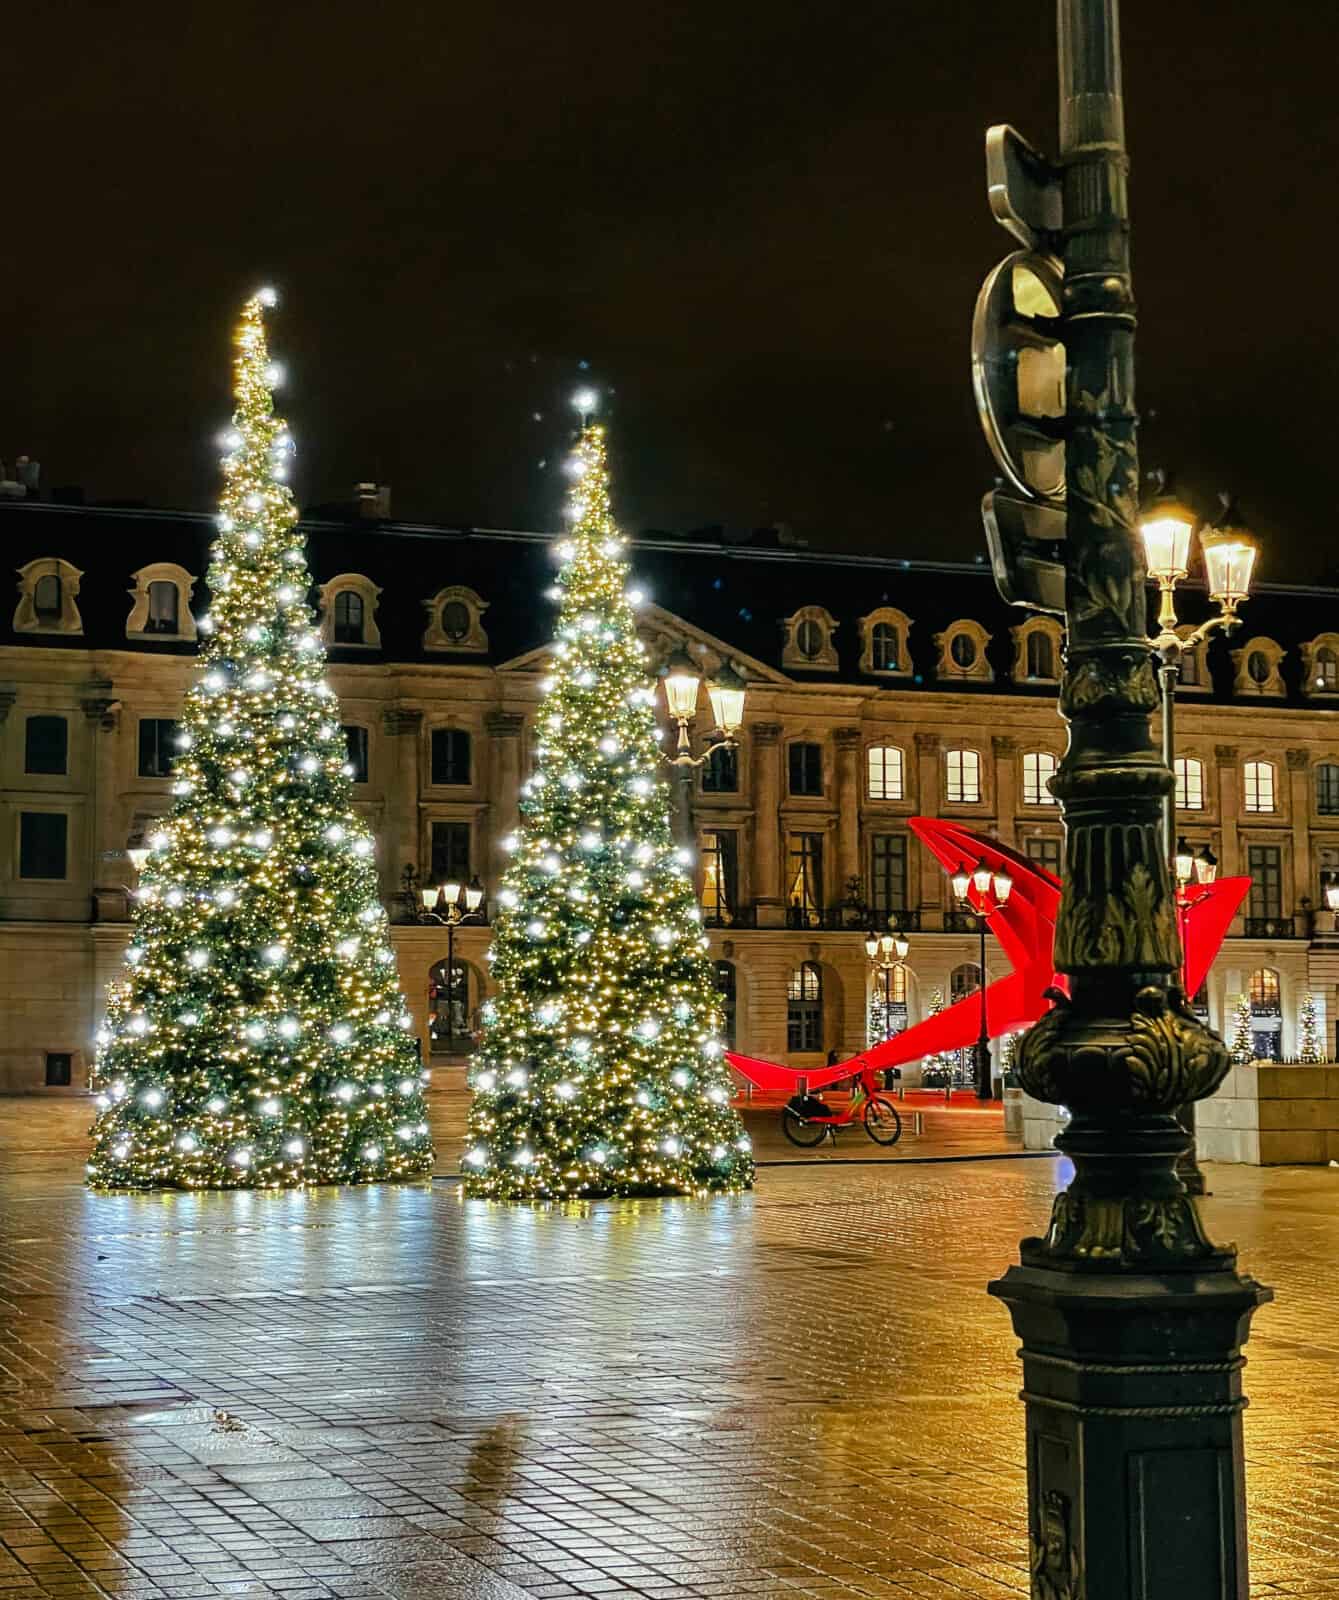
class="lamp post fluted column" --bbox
[978,2,1270,1594]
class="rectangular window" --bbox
[430,821,471,885]
[44,1052,72,1087]
[430,728,472,786]
[870,834,908,920]
[24,715,68,776]
[1022,751,1057,806]
[1243,761,1275,813]
[1247,844,1282,921]
[866,746,904,801]
[700,829,739,925]
[138,718,178,779]
[343,725,370,784]
[1175,757,1205,810]
[702,744,739,793]
[1025,835,1062,879]
[945,748,981,804]
[146,581,180,633]
[788,742,823,796]
[19,812,68,880]
[1318,765,1339,817]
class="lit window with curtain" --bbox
[866,745,904,801]
[1022,751,1057,806]
[1175,756,1204,810]
[786,833,823,925]
[945,748,981,803]
[699,829,738,926]
[145,581,180,633]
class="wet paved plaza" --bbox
[2,1102,1339,1598]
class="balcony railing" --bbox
[1242,916,1298,939]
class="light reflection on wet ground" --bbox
[0,1100,1334,1597]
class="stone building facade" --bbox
[2,497,1337,1092]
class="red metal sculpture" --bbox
[726,817,1249,1094]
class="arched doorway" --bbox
[428,959,476,1055]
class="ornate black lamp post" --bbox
[657,651,747,849]
[973,2,1271,1593]
[949,857,1012,1099]
[406,872,484,1054]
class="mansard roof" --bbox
[1,499,1334,706]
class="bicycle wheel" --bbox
[863,1096,902,1146]
[782,1107,830,1148]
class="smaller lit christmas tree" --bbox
[1298,992,1324,1063]
[1229,994,1254,1065]
[920,988,952,1088]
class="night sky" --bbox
[7,2,1337,580]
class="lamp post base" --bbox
[989,1256,1269,1599]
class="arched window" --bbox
[950,633,977,669]
[1026,630,1055,680]
[796,619,824,659]
[951,962,981,1004]
[1317,648,1339,691]
[333,590,365,644]
[428,959,472,1053]
[714,960,737,1048]
[33,574,61,621]
[1244,760,1276,813]
[787,961,823,1053]
[1249,968,1280,1014]
[1175,756,1205,810]
[440,600,471,642]
[1319,764,1339,817]
[1022,751,1057,806]
[145,581,179,633]
[1247,650,1270,685]
[871,622,900,672]
[866,745,904,801]
[945,748,981,804]
[782,607,839,671]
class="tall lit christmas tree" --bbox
[1298,991,1324,1062]
[86,291,433,1190]
[462,410,753,1199]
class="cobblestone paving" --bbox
[0,1106,1336,1598]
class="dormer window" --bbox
[858,607,912,678]
[1302,634,1339,698]
[1011,616,1062,684]
[126,564,198,641]
[1230,636,1284,698]
[424,586,489,653]
[319,574,382,650]
[16,558,84,635]
[781,606,838,672]
[935,620,993,683]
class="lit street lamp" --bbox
[950,856,1012,1101]
[406,872,485,1055]
[1141,477,1258,863]
[864,929,910,1045]
[657,650,748,847]
[1141,481,1257,1195]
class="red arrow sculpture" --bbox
[726,817,1249,1094]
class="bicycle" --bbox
[781,1060,902,1148]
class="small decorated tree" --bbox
[919,988,953,1088]
[461,415,753,1199]
[1229,993,1255,1065]
[86,292,433,1190]
[1298,991,1324,1063]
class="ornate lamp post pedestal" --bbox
[974,1,1271,1592]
